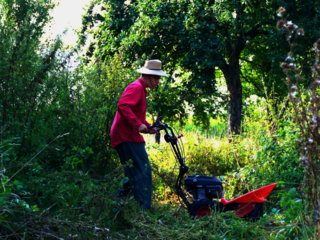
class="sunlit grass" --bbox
[144,116,269,204]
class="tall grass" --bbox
[0,113,309,239]
[146,110,271,202]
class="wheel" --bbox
[243,203,263,222]
[190,200,218,218]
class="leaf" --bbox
[0,198,5,206]
[0,189,11,197]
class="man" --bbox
[110,60,167,210]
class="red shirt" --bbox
[110,78,151,148]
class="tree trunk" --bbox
[220,60,242,135]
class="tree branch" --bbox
[245,24,269,39]
[208,0,215,6]
[239,57,262,67]
[240,69,262,92]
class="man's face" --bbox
[149,75,161,89]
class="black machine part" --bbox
[185,175,223,201]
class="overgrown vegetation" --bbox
[1,0,320,239]
[0,116,307,239]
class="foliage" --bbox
[0,0,316,239]
[0,0,135,174]
[242,125,303,188]
[280,187,303,223]
[80,0,320,135]
[80,0,277,133]
[277,7,320,221]
[1,102,307,239]
[65,55,138,174]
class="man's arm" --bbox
[143,119,151,127]
[117,85,144,131]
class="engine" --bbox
[185,175,223,201]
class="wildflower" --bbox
[278,7,286,15]
[300,155,308,163]
[300,156,310,166]
[287,77,291,82]
[291,85,298,92]
[281,62,296,71]
[277,20,286,29]
[287,23,298,32]
[289,63,296,68]
[315,80,320,85]
[312,115,317,123]
[290,91,297,97]
[309,138,313,143]
[304,147,307,151]
[316,38,320,50]
[297,28,304,35]
[281,62,289,69]
[286,34,292,41]
[285,56,295,62]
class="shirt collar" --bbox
[138,78,147,94]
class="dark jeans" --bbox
[115,142,152,210]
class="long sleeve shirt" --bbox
[110,78,151,148]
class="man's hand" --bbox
[148,128,158,134]
[138,123,148,133]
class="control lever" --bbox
[147,116,163,130]
[174,134,183,140]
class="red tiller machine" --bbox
[148,119,277,221]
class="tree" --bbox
[80,0,320,134]
[0,0,63,156]
[0,0,135,174]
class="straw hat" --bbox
[136,60,168,77]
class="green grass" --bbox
[146,121,264,201]
[0,116,315,239]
